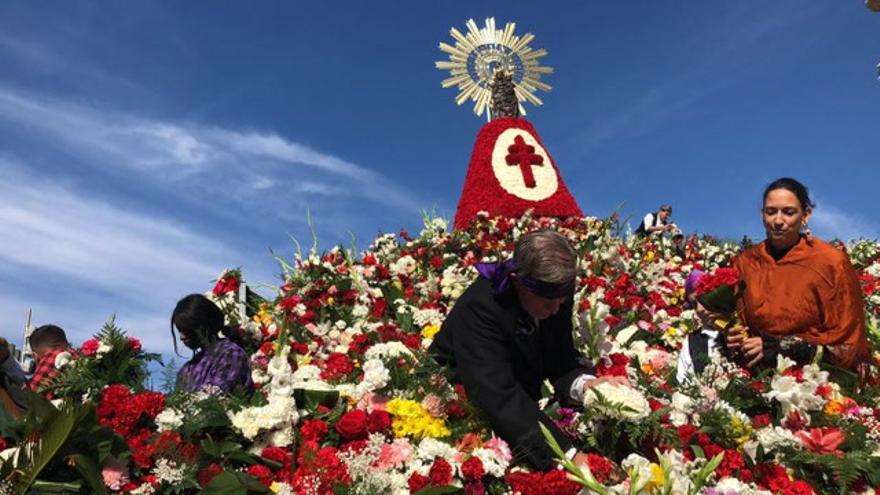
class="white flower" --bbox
[764,374,825,417]
[153,458,185,484]
[356,358,390,397]
[54,351,73,369]
[620,454,653,492]
[364,342,412,360]
[415,438,458,462]
[155,408,184,431]
[229,396,298,444]
[269,482,294,495]
[391,256,416,276]
[714,477,771,494]
[96,341,112,356]
[128,483,156,495]
[755,426,800,452]
[583,383,650,421]
[472,447,509,477]
[669,392,694,426]
[291,365,331,390]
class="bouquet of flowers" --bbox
[693,267,744,331]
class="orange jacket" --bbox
[734,237,870,370]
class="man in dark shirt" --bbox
[430,230,626,470]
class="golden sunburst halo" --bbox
[435,18,553,118]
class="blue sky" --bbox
[1,2,878,357]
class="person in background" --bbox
[28,325,74,399]
[675,270,720,383]
[635,204,676,237]
[172,294,254,396]
[0,337,27,416]
[725,178,870,371]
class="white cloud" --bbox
[0,162,281,356]
[810,202,880,242]
[0,163,242,300]
[0,86,421,213]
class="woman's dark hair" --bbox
[763,177,815,211]
[171,294,225,355]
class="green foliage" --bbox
[202,471,270,494]
[160,357,180,394]
[786,449,880,494]
[47,316,161,400]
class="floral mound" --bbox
[2,212,880,494]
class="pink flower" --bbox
[483,437,512,463]
[795,427,845,455]
[375,438,414,470]
[102,457,130,491]
[127,338,142,352]
[81,339,99,356]
[421,394,447,418]
[357,393,389,412]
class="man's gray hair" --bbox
[513,230,577,284]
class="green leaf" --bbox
[294,388,339,411]
[13,404,77,492]
[413,486,462,495]
[202,471,270,494]
[28,480,82,493]
[70,454,109,495]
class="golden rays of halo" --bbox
[435,18,553,117]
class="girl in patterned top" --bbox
[171,294,254,396]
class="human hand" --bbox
[572,451,590,466]
[723,324,750,347]
[741,336,764,368]
[583,375,630,394]
[0,338,9,363]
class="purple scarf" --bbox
[475,258,574,298]
[683,269,705,309]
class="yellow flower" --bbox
[647,463,665,489]
[386,398,450,439]
[824,399,845,416]
[645,251,655,262]
[724,415,753,446]
[326,297,335,305]
[421,324,441,339]
[664,326,679,339]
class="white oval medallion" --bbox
[491,128,558,201]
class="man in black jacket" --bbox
[430,230,626,470]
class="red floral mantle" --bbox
[453,117,583,230]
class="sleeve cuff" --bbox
[569,373,595,403]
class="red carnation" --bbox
[370,298,388,319]
[408,473,430,493]
[367,410,392,433]
[197,463,223,487]
[428,457,453,486]
[543,469,581,495]
[80,339,99,356]
[335,409,369,441]
[126,337,142,352]
[246,464,274,487]
[585,454,614,484]
[752,413,772,429]
[461,456,485,480]
[321,352,354,380]
[261,446,292,467]
[300,419,329,442]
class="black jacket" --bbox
[429,277,591,470]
